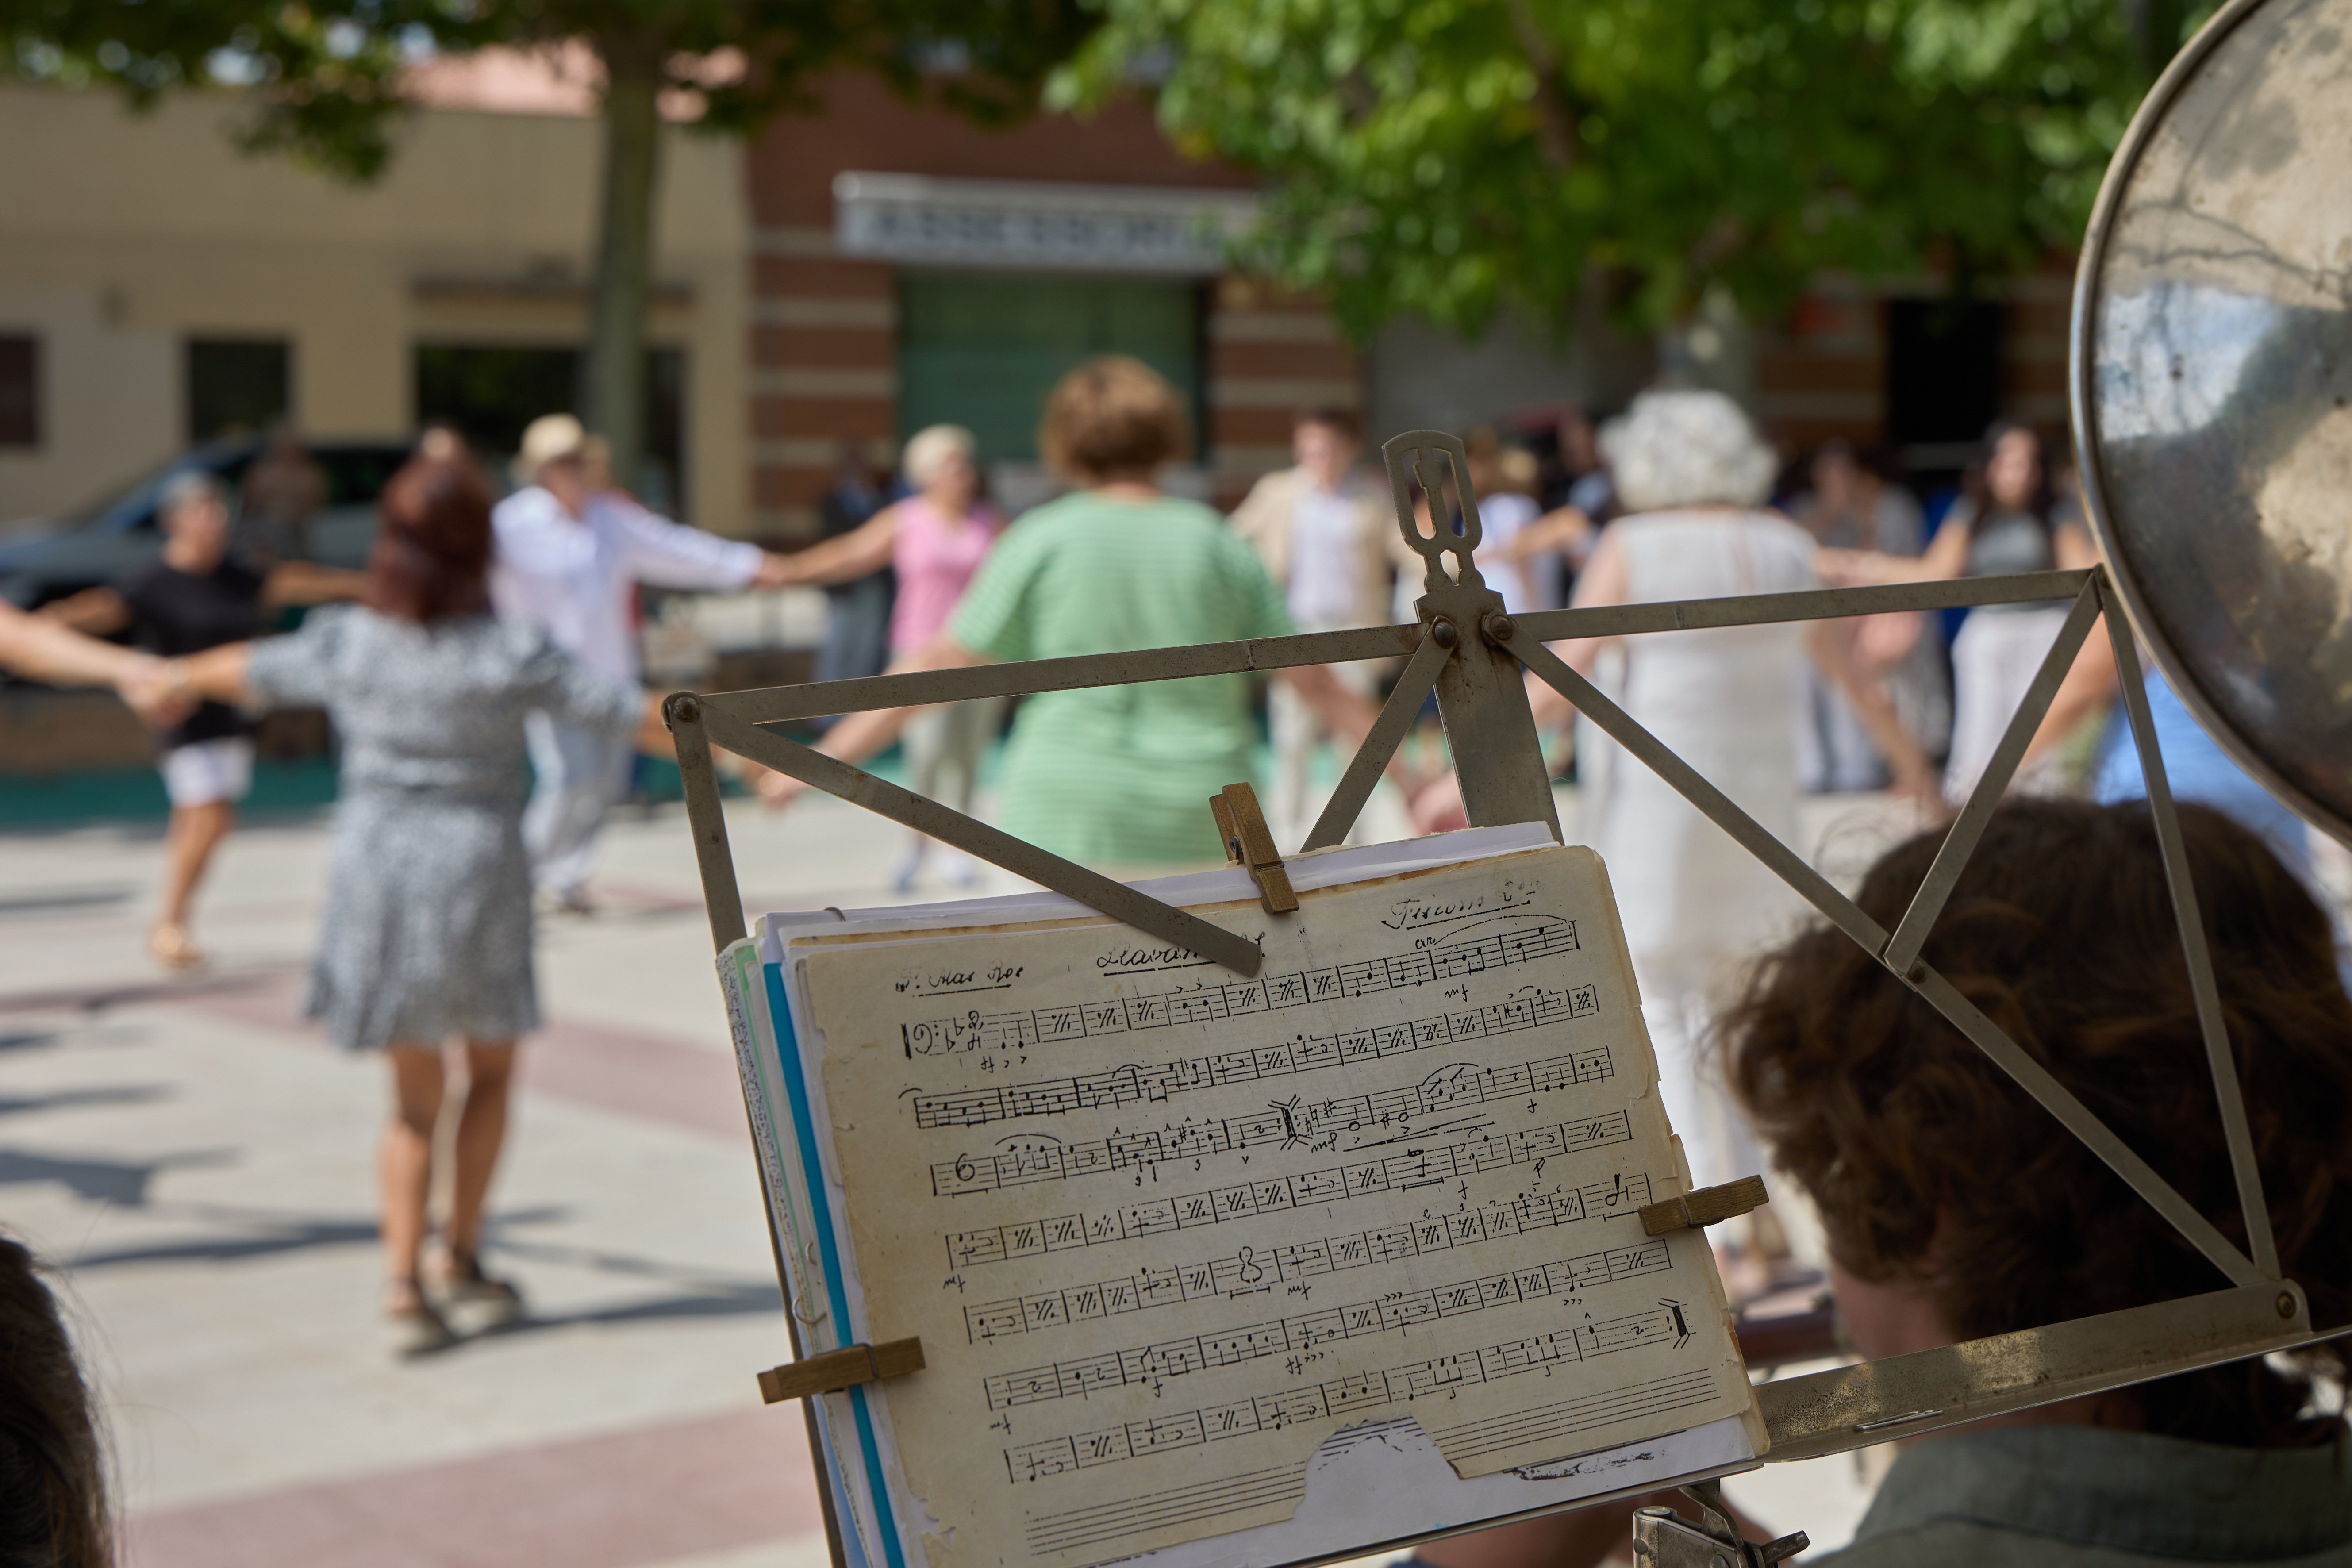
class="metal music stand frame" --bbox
[666,430,2328,1568]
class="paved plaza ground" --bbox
[0,782,1998,1567]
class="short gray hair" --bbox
[902,424,976,489]
[159,470,225,519]
[1601,390,1777,513]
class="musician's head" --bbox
[1726,799,2352,1446]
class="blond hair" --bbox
[1038,356,1190,483]
[903,424,977,489]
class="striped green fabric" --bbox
[949,491,1294,866]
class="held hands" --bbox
[750,552,801,591]
[118,656,195,727]
[1814,546,1901,587]
[731,757,811,811]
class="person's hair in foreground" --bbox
[365,451,495,623]
[1038,356,1191,483]
[0,1235,111,1568]
[1728,799,2352,1445]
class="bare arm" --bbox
[1497,505,1596,566]
[173,642,255,704]
[0,601,141,684]
[2023,614,2120,769]
[38,586,131,635]
[1806,620,1941,806]
[2053,520,2100,571]
[770,507,905,589]
[751,631,984,807]
[1821,517,1972,585]
[173,641,680,761]
[261,562,370,608]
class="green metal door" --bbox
[895,273,1203,465]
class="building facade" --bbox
[0,81,747,531]
[742,73,1358,533]
[0,68,2071,547]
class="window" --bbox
[1884,298,2005,461]
[187,338,291,444]
[0,334,37,447]
[413,344,687,514]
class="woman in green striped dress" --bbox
[761,356,1380,870]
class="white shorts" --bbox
[161,737,254,809]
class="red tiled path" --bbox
[176,969,751,1141]
[129,1406,824,1568]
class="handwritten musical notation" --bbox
[950,1163,1653,1287]
[981,1238,1673,1410]
[912,986,1604,1130]
[902,918,1581,1057]
[927,1051,1620,1201]
[1005,1299,1695,1483]
[780,846,1756,1568]
[932,1102,1629,1222]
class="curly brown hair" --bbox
[1726,799,2352,1447]
[0,1235,112,1568]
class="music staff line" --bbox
[902,918,1583,1058]
[1004,1301,1695,1483]
[958,1165,1659,1338]
[928,1048,1617,1201]
[913,984,1604,1131]
[982,1237,1673,1411]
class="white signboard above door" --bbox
[832,172,1259,274]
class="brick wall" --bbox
[742,76,1357,534]
[1751,256,2079,461]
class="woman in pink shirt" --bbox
[768,424,1005,889]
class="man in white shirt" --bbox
[491,414,792,911]
[1229,407,1401,845]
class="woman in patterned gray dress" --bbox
[170,452,663,1351]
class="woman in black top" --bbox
[45,470,362,967]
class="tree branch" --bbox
[1505,0,1578,172]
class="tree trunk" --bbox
[585,31,664,500]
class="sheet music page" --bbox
[788,844,1754,1568]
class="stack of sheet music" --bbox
[717,825,1765,1568]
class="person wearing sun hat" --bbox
[489,413,795,912]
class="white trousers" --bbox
[523,712,634,899]
[1944,606,2071,805]
[1269,623,1394,849]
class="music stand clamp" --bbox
[758,1337,926,1405]
[1211,782,1299,913]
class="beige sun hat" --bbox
[513,413,588,487]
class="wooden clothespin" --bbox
[1639,1175,1769,1237]
[1211,782,1299,914]
[756,1337,925,1405]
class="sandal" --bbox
[148,923,207,972]
[385,1278,458,1357]
[438,1248,525,1322]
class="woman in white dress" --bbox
[1421,392,1932,1211]
[1823,421,2098,804]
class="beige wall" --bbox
[0,84,750,533]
